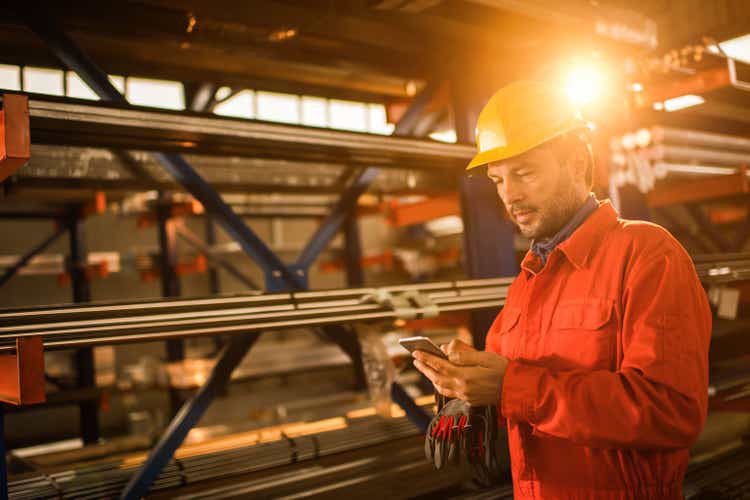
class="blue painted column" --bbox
[452,79,519,350]
[68,211,100,444]
[1,404,7,500]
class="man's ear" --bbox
[570,145,588,182]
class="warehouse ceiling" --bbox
[0,2,745,123]
[0,0,743,103]
[1,0,750,206]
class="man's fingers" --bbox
[449,350,509,369]
[414,350,457,376]
[441,338,475,357]
[448,349,489,366]
[414,360,458,397]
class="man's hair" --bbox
[547,131,595,189]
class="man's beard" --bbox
[513,173,585,241]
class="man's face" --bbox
[486,144,586,240]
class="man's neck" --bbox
[531,193,598,265]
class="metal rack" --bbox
[0,278,510,351]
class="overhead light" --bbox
[631,82,643,92]
[652,101,664,111]
[268,28,298,42]
[663,94,705,112]
[564,64,605,105]
[716,33,750,64]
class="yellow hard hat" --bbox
[466,81,586,170]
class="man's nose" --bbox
[498,178,524,207]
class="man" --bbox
[413,81,711,499]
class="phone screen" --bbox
[399,336,448,359]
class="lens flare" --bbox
[565,65,605,105]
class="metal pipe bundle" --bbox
[0,278,512,352]
[650,126,750,153]
[683,444,750,499]
[8,413,426,499]
[692,252,750,283]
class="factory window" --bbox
[22,67,64,96]
[329,99,368,132]
[368,104,395,135]
[126,77,185,110]
[214,89,255,119]
[108,75,126,94]
[0,64,20,91]
[301,96,328,127]
[66,72,98,100]
[429,130,457,143]
[256,91,300,124]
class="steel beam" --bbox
[733,211,750,252]
[295,167,380,271]
[391,80,442,137]
[156,194,185,415]
[67,213,100,445]
[686,205,732,253]
[0,224,67,288]
[653,208,714,254]
[344,214,364,287]
[120,332,260,500]
[0,404,6,500]
[0,93,31,183]
[175,221,259,290]
[391,381,430,433]
[452,78,518,349]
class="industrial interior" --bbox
[1,1,750,498]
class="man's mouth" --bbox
[512,208,535,222]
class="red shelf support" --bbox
[0,337,45,406]
[0,93,31,183]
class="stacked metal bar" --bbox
[693,252,750,284]
[8,412,430,499]
[610,126,750,194]
[24,96,474,171]
[683,444,750,499]
[0,278,511,352]
[5,251,750,352]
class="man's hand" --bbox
[413,339,509,407]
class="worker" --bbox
[413,81,711,499]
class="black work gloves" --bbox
[425,394,502,486]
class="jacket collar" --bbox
[557,200,619,269]
[521,200,619,275]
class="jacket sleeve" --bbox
[500,250,711,449]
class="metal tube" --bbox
[651,126,750,153]
[645,144,750,167]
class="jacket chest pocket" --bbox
[495,306,522,359]
[547,300,617,371]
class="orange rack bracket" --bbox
[0,93,31,183]
[0,337,45,406]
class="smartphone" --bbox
[398,336,448,359]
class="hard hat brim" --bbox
[465,123,586,171]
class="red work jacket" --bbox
[486,201,711,500]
